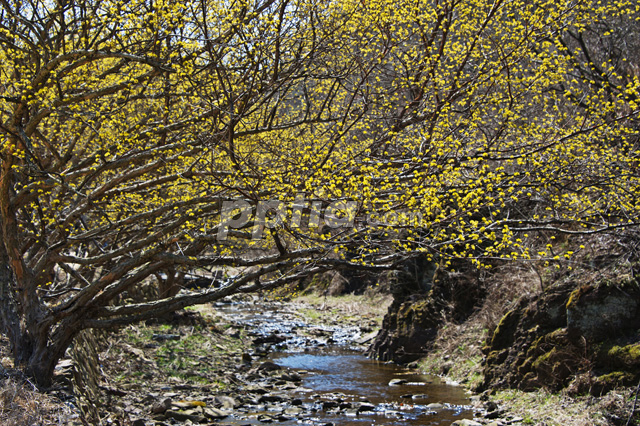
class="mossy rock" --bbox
[486,349,508,365]
[519,371,540,391]
[481,276,639,394]
[605,343,640,371]
[368,259,485,363]
[531,347,557,371]
[565,284,592,310]
[490,309,520,349]
[589,371,637,395]
[531,345,581,390]
[518,357,534,375]
[566,281,640,340]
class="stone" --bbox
[322,401,339,409]
[451,420,482,426]
[224,328,240,338]
[357,402,375,412]
[253,335,286,345]
[284,406,303,415]
[257,414,275,423]
[426,403,444,410]
[151,398,172,414]
[280,373,302,382]
[164,409,205,422]
[388,378,408,386]
[258,361,281,372]
[152,333,181,342]
[245,385,269,394]
[484,401,498,411]
[485,409,506,419]
[203,407,230,419]
[214,395,237,409]
[566,284,640,339]
[258,394,285,403]
[356,331,378,345]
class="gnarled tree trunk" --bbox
[0,227,78,387]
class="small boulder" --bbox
[451,420,482,426]
[151,398,172,414]
[258,361,282,372]
[203,407,230,420]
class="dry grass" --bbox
[294,292,393,321]
[0,335,79,426]
[476,261,545,333]
[493,386,639,426]
[417,318,487,389]
[0,373,78,426]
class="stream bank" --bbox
[60,293,495,425]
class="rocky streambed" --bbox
[88,296,522,425]
[142,298,475,425]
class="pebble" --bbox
[451,420,482,426]
[150,398,172,414]
[164,408,205,422]
[257,361,281,371]
[426,403,445,410]
[485,408,506,419]
[203,407,230,419]
[213,395,237,409]
[356,402,376,412]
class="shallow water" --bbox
[217,301,474,425]
[271,349,473,425]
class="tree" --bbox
[0,0,638,387]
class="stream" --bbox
[215,300,475,425]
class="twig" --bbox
[627,379,640,426]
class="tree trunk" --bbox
[10,315,79,388]
[0,230,75,387]
[158,267,182,299]
[15,335,58,387]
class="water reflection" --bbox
[272,349,473,425]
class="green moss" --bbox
[486,349,508,365]
[532,348,557,370]
[566,285,591,310]
[526,335,545,357]
[490,309,519,348]
[608,344,640,359]
[607,344,640,368]
[518,357,534,375]
[545,328,567,340]
[594,371,635,388]
[598,371,630,381]
[494,309,515,334]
